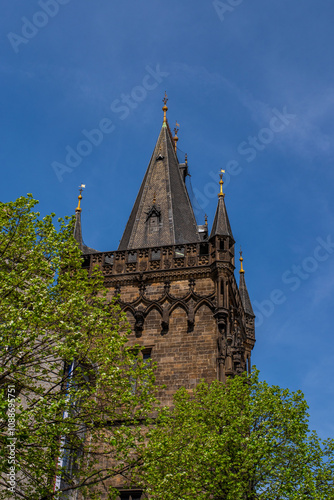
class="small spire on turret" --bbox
[239,248,245,274]
[205,214,208,226]
[238,248,254,317]
[76,184,85,212]
[219,169,225,197]
[162,91,168,123]
[185,153,188,165]
[210,170,233,239]
[173,121,180,153]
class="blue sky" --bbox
[1,0,334,438]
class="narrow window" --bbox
[149,215,159,233]
[128,252,137,263]
[199,243,209,255]
[119,491,143,500]
[129,348,153,393]
[175,246,185,258]
[151,249,161,260]
[142,348,152,363]
[82,255,91,268]
[104,254,114,265]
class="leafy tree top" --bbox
[0,195,157,500]
[138,370,334,500]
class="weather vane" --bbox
[162,92,168,123]
[76,184,86,212]
[219,169,225,197]
[239,247,245,274]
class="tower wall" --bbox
[73,110,256,500]
[107,278,217,406]
[86,238,255,407]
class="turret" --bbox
[238,250,255,371]
[209,169,235,269]
[73,184,96,255]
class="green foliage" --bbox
[0,195,157,499]
[138,371,334,499]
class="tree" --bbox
[137,371,334,499]
[0,195,157,500]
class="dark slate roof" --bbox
[209,195,233,239]
[239,272,255,317]
[73,211,96,255]
[118,122,200,250]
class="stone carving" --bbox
[126,263,137,273]
[150,260,161,270]
[134,310,145,338]
[188,256,196,267]
[139,261,148,271]
[161,306,169,335]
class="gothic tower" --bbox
[77,96,255,407]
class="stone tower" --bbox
[77,96,256,409]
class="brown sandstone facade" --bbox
[82,235,255,409]
[75,99,255,498]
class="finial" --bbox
[76,184,85,212]
[239,248,245,274]
[205,214,208,226]
[153,192,157,204]
[219,169,225,197]
[185,153,188,165]
[173,121,180,153]
[162,91,168,123]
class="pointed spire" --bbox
[76,184,85,213]
[74,184,85,247]
[73,185,97,255]
[162,91,168,125]
[118,114,200,250]
[239,248,245,274]
[209,171,233,239]
[219,169,225,197]
[173,121,179,153]
[238,250,254,316]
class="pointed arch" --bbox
[194,299,215,315]
[169,301,189,316]
[123,305,136,318]
[145,302,163,318]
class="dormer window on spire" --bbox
[145,203,162,235]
